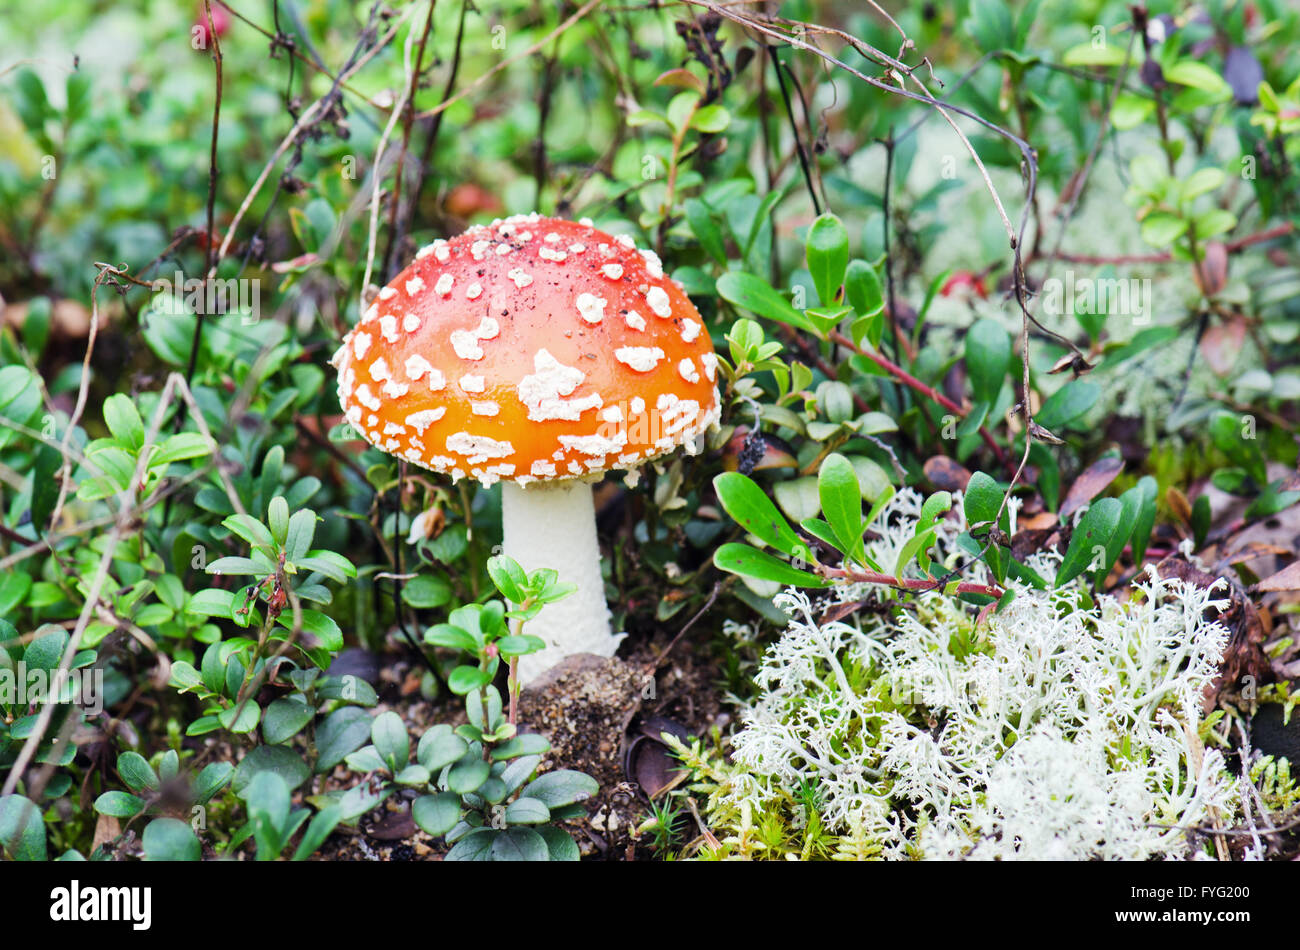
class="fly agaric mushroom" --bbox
[331,214,720,682]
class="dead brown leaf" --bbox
[1199,316,1247,377]
[1059,455,1124,519]
[923,455,972,493]
[92,814,121,854]
[1257,560,1300,593]
[1195,241,1229,297]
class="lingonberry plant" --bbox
[340,555,598,860]
[1,0,1299,874]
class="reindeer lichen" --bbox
[687,489,1240,860]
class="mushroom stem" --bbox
[501,480,621,683]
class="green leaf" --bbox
[684,199,726,265]
[896,491,953,578]
[267,497,290,547]
[504,797,551,825]
[520,769,598,809]
[295,551,357,583]
[627,109,666,128]
[243,772,291,860]
[491,733,550,760]
[169,661,204,693]
[963,471,1005,530]
[967,0,1015,51]
[93,791,146,819]
[371,711,410,773]
[317,675,378,707]
[1140,212,1188,248]
[845,259,884,319]
[103,394,145,450]
[395,765,431,786]
[466,685,503,734]
[667,91,700,132]
[1111,92,1154,131]
[958,401,990,439]
[65,70,91,123]
[0,573,32,620]
[772,476,822,524]
[142,818,200,861]
[1055,497,1124,587]
[205,557,262,576]
[404,573,451,610]
[806,213,849,307]
[448,665,492,695]
[1194,208,1237,240]
[445,828,497,861]
[117,751,159,793]
[965,319,1011,406]
[0,796,45,861]
[157,753,179,784]
[194,762,234,804]
[0,366,37,418]
[491,826,550,861]
[23,628,68,672]
[894,527,939,580]
[1035,380,1100,430]
[263,699,315,745]
[1210,411,1267,485]
[716,271,813,333]
[1103,487,1144,584]
[154,433,211,466]
[502,755,543,795]
[418,726,470,772]
[336,780,392,823]
[800,518,842,554]
[847,457,893,503]
[284,510,317,561]
[1190,494,1211,548]
[1182,167,1225,201]
[31,443,60,529]
[223,514,275,550]
[1164,60,1231,96]
[495,634,544,657]
[200,642,227,695]
[691,104,730,133]
[344,746,387,773]
[920,491,953,527]
[413,792,462,837]
[713,543,830,587]
[1062,43,1128,66]
[276,610,343,652]
[538,826,580,861]
[219,701,261,734]
[1130,476,1159,567]
[185,715,222,736]
[713,472,807,558]
[487,555,528,604]
[13,69,50,137]
[818,453,865,562]
[448,755,491,794]
[314,707,372,773]
[424,623,478,653]
[1029,442,1060,512]
[291,806,343,861]
[187,588,235,619]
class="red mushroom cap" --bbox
[331,214,721,487]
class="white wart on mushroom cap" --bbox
[331,213,721,488]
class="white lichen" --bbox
[713,489,1237,861]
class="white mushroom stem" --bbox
[502,479,622,683]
